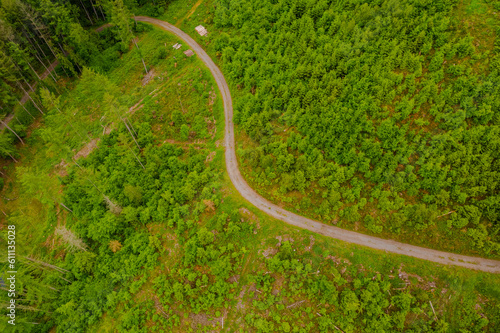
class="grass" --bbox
[466,0,489,14]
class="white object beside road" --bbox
[195,25,208,36]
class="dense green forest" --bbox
[0,0,172,115]
[210,0,500,257]
[0,0,500,332]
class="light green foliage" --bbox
[108,0,134,49]
[72,251,97,274]
[17,166,61,207]
[180,123,189,141]
[124,184,143,204]
[218,0,500,256]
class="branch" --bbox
[429,301,438,321]
[437,211,455,218]
[334,325,345,333]
[286,300,305,309]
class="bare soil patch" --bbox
[239,207,259,223]
[142,68,156,86]
[74,138,100,160]
[305,235,315,252]
[272,275,285,296]
[260,247,278,259]
[228,274,240,284]
[205,151,216,163]
[236,285,248,310]
[275,235,294,247]
[128,98,145,115]
[189,312,222,330]
[55,159,70,177]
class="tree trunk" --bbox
[57,57,71,78]
[29,18,58,61]
[18,100,35,119]
[53,42,74,77]
[99,5,106,21]
[90,0,100,21]
[141,58,148,74]
[72,56,82,73]
[24,257,70,273]
[73,160,124,213]
[17,30,46,83]
[40,33,58,61]
[121,116,141,150]
[73,158,104,195]
[57,41,67,56]
[0,120,25,145]
[79,0,94,25]
[17,82,44,115]
[55,199,73,213]
[111,103,141,150]
[8,153,18,163]
[54,105,89,141]
[10,58,36,92]
[133,39,148,74]
[126,118,139,138]
[22,76,35,93]
[19,21,48,60]
[0,170,14,183]
[26,59,42,81]
[35,54,58,82]
[23,14,61,75]
[128,145,145,170]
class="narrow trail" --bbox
[175,0,204,26]
[136,16,500,273]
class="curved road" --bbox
[121,17,500,273]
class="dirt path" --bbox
[135,16,500,273]
[175,0,204,26]
[0,114,16,131]
[95,23,112,32]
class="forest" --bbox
[0,0,499,332]
[211,0,500,257]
